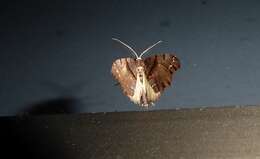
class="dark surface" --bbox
[2,106,260,159]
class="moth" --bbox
[111,38,181,107]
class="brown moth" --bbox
[111,38,181,107]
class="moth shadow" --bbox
[17,81,102,116]
[20,96,82,115]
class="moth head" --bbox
[112,38,162,59]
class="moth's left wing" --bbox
[144,54,181,93]
[111,58,137,97]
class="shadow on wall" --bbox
[17,81,102,115]
[20,97,83,115]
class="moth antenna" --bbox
[139,40,163,58]
[112,38,139,59]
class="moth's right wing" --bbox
[144,54,181,93]
[111,58,137,97]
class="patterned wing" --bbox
[111,58,137,97]
[144,54,181,93]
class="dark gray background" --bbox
[1,0,260,116]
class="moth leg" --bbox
[141,103,149,107]
[141,92,149,107]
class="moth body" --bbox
[129,64,160,107]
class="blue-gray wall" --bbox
[1,0,260,116]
